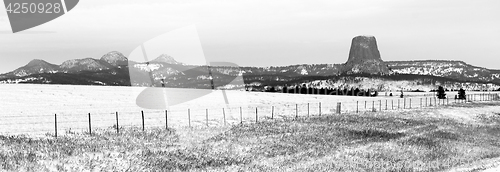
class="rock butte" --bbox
[342,35,390,74]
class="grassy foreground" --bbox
[1,102,500,171]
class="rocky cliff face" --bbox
[342,35,389,74]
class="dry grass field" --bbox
[0,101,500,171]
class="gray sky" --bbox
[1,0,499,74]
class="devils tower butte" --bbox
[342,35,389,74]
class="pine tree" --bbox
[458,88,466,99]
[270,86,276,92]
[437,86,446,99]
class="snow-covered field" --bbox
[0,84,497,136]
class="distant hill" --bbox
[386,60,500,84]
[1,51,499,89]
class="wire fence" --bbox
[1,93,499,137]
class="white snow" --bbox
[300,68,308,75]
[134,63,162,71]
[0,84,449,136]
[0,84,498,136]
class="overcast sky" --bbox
[0,0,499,73]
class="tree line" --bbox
[261,84,379,97]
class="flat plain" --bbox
[0,84,470,136]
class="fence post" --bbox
[240,107,243,124]
[409,99,412,109]
[54,114,57,138]
[372,101,375,112]
[356,101,359,113]
[223,108,226,126]
[379,100,382,111]
[272,106,274,119]
[385,100,388,110]
[116,112,119,134]
[319,102,322,116]
[255,107,258,123]
[88,113,92,135]
[392,100,394,110]
[337,102,342,114]
[165,110,168,129]
[398,99,400,109]
[365,101,367,109]
[188,109,191,127]
[404,98,406,109]
[296,104,298,119]
[206,109,209,127]
[141,111,145,131]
